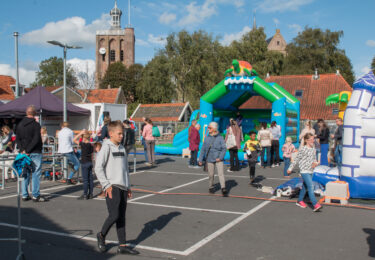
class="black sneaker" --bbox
[96,232,106,253]
[77,194,87,200]
[117,246,139,255]
[87,194,93,200]
[32,196,48,202]
[208,187,215,194]
[221,188,228,197]
[22,196,31,201]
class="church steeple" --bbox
[252,11,256,30]
[110,0,122,29]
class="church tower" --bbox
[95,0,135,88]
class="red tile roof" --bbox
[0,75,16,101]
[240,73,352,120]
[132,103,190,122]
[77,89,120,103]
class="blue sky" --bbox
[0,0,374,87]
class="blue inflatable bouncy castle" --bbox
[313,71,375,199]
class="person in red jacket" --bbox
[188,120,200,168]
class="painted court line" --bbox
[0,184,71,200]
[41,192,245,215]
[145,170,286,181]
[130,201,245,215]
[182,196,276,256]
[0,222,185,256]
[128,177,208,202]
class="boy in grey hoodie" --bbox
[95,121,139,255]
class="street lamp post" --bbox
[47,41,82,121]
[47,41,82,181]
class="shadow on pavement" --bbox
[363,228,375,257]
[0,206,115,259]
[127,211,181,245]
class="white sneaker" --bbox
[271,164,275,168]
[227,169,233,172]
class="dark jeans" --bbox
[320,143,329,166]
[190,150,198,166]
[101,186,128,244]
[81,162,93,195]
[248,161,256,179]
[229,148,240,171]
[270,140,280,165]
[283,157,291,176]
[260,146,271,167]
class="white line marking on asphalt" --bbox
[0,222,186,255]
[41,192,246,215]
[145,170,286,180]
[130,201,245,215]
[128,177,208,203]
[0,184,82,200]
[182,196,276,256]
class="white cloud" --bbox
[177,0,244,27]
[288,23,303,33]
[21,14,111,48]
[273,18,280,26]
[257,0,314,13]
[159,12,177,25]
[67,58,96,89]
[366,40,375,47]
[148,34,167,46]
[0,64,36,87]
[136,39,150,47]
[361,66,371,75]
[221,26,251,46]
[178,1,217,27]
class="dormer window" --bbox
[295,90,303,98]
[11,85,24,96]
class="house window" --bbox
[102,53,105,61]
[110,50,116,61]
[295,90,303,98]
[277,41,280,45]
[120,50,124,61]
[332,108,339,115]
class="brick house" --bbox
[131,102,193,138]
[0,75,27,103]
[26,86,126,104]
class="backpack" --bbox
[152,126,161,137]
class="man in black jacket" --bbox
[122,120,135,155]
[16,105,47,202]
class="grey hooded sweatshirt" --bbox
[95,139,130,191]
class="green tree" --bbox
[284,27,355,85]
[136,54,175,104]
[123,64,143,103]
[99,62,127,89]
[33,56,78,87]
[163,30,225,107]
[371,56,375,74]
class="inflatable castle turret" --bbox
[340,71,375,198]
[313,71,375,199]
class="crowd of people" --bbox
[0,105,345,253]
[188,116,344,211]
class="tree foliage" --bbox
[284,27,355,85]
[96,27,356,108]
[136,54,174,104]
[372,56,375,74]
[33,56,78,87]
